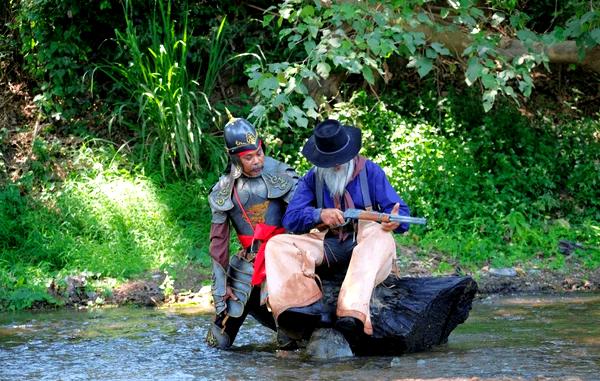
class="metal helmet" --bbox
[224,110,260,155]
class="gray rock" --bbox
[305,328,353,359]
[489,267,518,277]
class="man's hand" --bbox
[320,208,345,226]
[224,285,238,301]
[381,203,401,232]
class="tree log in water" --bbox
[317,274,478,356]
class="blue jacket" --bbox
[282,158,410,234]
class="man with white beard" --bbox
[264,119,411,344]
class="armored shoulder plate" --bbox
[261,157,297,199]
[209,176,235,212]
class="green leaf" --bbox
[263,14,275,27]
[288,34,301,48]
[302,95,317,111]
[249,104,266,120]
[304,40,316,55]
[482,89,496,112]
[425,48,438,59]
[272,93,287,107]
[100,0,111,10]
[296,115,308,128]
[300,67,316,79]
[280,28,293,38]
[516,29,538,42]
[590,28,600,44]
[259,76,279,97]
[498,70,515,82]
[403,34,416,54]
[430,42,450,56]
[552,27,565,41]
[288,106,308,128]
[301,5,315,19]
[504,85,516,98]
[367,37,380,55]
[362,65,375,84]
[465,58,483,86]
[328,37,341,48]
[417,11,431,25]
[276,71,286,84]
[469,7,484,19]
[416,57,433,77]
[579,10,597,26]
[316,62,331,78]
[379,39,395,57]
[280,7,293,19]
[518,79,532,97]
[306,107,319,119]
[481,73,496,89]
[459,15,477,27]
[295,81,309,95]
[412,32,426,46]
[491,12,505,27]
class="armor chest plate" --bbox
[228,176,285,236]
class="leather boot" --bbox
[205,313,245,349]
[334,316,364,343]
[276,329,299,350]
[205,322,232,349]
[277,300,325,340]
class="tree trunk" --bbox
[320,273,478,355]
[414,24,600,74]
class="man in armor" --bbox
[205,113,299,349]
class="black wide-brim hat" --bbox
[301,119,362,168]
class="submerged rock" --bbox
[306,328,353,359]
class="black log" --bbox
[319,274,478,355]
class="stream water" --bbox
[1,293,598,380]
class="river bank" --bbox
[44,245,600,312]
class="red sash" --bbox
[238,223,285,285]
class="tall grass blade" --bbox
[93,0,229,179]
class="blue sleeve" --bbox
[282,170,321,233]
[367,161,411,234]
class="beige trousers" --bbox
[264,221,396,335]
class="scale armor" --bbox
[209,157,296,234]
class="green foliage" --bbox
[246,0,600,126]
[95,0,227,179]
[13,0,122,121]
[0,262,60,311]
[326,89,599,268]
[0,1,18,68]
[3,0,599,312]
[0,141,214,310]
[516,0,597,33]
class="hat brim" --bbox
[301,125,362,168]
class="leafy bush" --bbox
[96,0,227,179]
[0,141,214,310]
[327,89,599,267]
[14,0,124,121]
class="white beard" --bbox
[316,160,355,198]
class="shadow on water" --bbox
[1,294,599,380]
